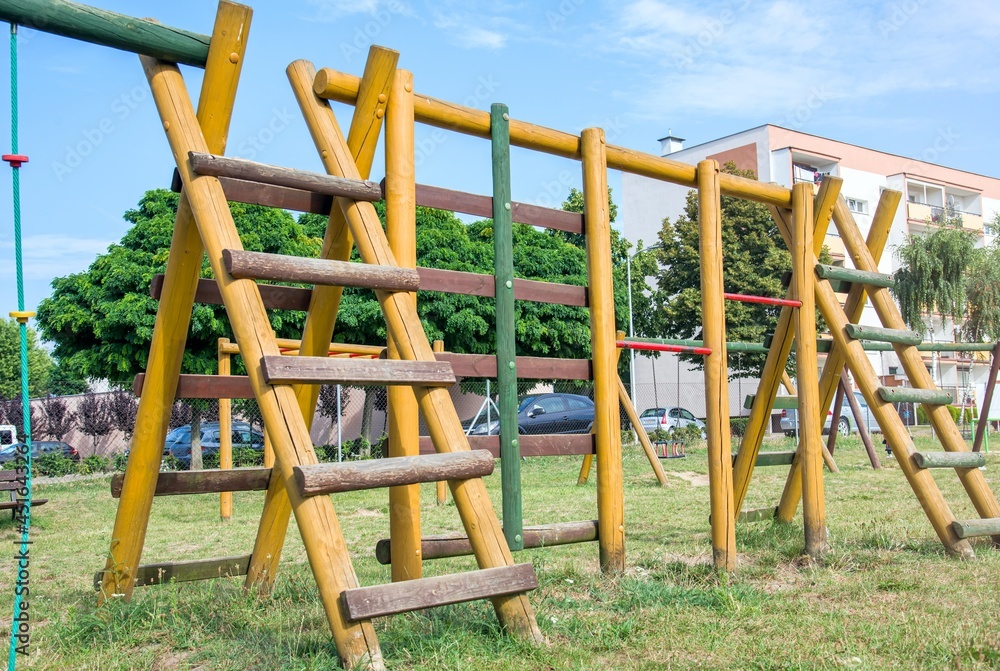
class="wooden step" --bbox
[375,520,598,563]
[341,564,538,620]
[111,468,271,498]
[912,452,986,470]
[744,393,797,410]
[188,151,383,201]
[223,249,420,292]
[877,386,953,405]
[731,451,797,467]
[133,373,255,399]
[93,554,251,591]
[952,518,1000,539]
[738,507,777,523]
[844,324,921,346]
[261,355,455,386]
[294,450,494,496]
[815,263,893,288]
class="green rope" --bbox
[7,23,32,671]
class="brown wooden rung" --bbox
[294,450,494,496]
[223,249,421,293]
[342,563,538,620]
[261,356,456,386]
[418,434,595,457]
[93,554,251,591]
[110,468,272,498]
[133,373,255,399]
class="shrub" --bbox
[202,453,220,470]
[917,405,928,425]
[730,417,750,437]
[35,453,76,477]
[112,453,129,472]
[233,447,263,467]
[161,455,182,471]
[78,455,111,475]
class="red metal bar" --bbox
[724,292,801,308]
[617,340,711,356]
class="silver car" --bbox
[638,407,707,439]
[779,391,877,437]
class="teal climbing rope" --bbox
[5,23,33,670]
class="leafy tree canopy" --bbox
[648,163,830,378]
[0,318,53,399]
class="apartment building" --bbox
[622,125,1000,424]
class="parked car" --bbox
[638,407,707,439]
[166,421,263,468]
[780,391,877,437]
[467,393,595,435]
[0,440,80,464]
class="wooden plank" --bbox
[261,356,456,386]
[223,249,420,292]
[133,373,255,399]
[151,275,313,312]
[744,393,797,410]
[110,468,272,498]
[434,352,592,380]
[756,451,796,467]
[94,554,251,591]
[737,507,776,523]
[418,434,595,457]
[294,450,494,496]
[877,386,953,405]
[342,564,538,620]
[412,182,585,235]
[913,452,986,469]
[189,152,382,201]
[375,520,599,563]
[0,0,211,68]
[952,518,1000,539]
[815,263,893,288]
[845,324,921,346]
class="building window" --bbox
[889,366,898,375]
[846,197,868,215]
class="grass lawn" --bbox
[4,433,1000,670]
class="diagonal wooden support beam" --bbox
[99,1,251,604]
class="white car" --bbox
[638,407,707,439]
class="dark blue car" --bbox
[467,393,594,435]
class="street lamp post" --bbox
[625,244,661,411]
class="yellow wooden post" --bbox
[262,431,274,468]
[141,56,386,668]
[246,47,398,591]
[219,338,233,521]
[433,339,448,506]
[289,60,542,644]
[582,127,625,574]
[100,1,251,603]
[697,160,735,571]
[791,183,825,558]
[385,68,421,582]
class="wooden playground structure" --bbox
[3,1,999,668]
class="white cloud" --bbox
[0,235,113,280]
[300,0,412,23]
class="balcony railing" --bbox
[907,202,983,231]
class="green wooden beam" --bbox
[877,386,953,405]
[491,103,522,551]
[845,324,922,346]
[815,263,893,288]
[765,334,993,353]
[912,452,986,469]
[737,507,777,523]
[743,394,797,410]
[0,0,212,68]
[625,336,767,353]
[952,518,1000,539]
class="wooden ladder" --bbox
[99,41,541,670]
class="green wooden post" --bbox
[491,103,522,550]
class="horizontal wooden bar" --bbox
[877,386,953,405]
[618,340,711,356]
[375,520,599,564]
[416,267,588,307]
[0,0,211,68]
[223,249,421,292]
[314,67,793,208]
[723,292,801,308]
[845,324,922,346]
[172,170,336,215]
[110,468,271,498]
[755,451,796,467]
[413,182,585,235]
[625,336,767,353]
[151,274,313,311]
[737,507,777,523]
[743,394,797,410]
[261,356,456,386]
[952,518,1000,539]
[434,352,592,380]
[912,452,986,469]
[189,152,382,202]
[93,554,251,591]
[342,564,538,620]
[815,263,893,288]
[294,450,494,496]
[418,434,595,457]
[767,332,995,353]
[133,373,255,399]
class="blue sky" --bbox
[1,0,999,321]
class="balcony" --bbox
[906,202,983,231]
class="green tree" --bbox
[964,233,1000,342]
[647,163,829,378]
[37,189,321,384]
[0,318,54,399]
